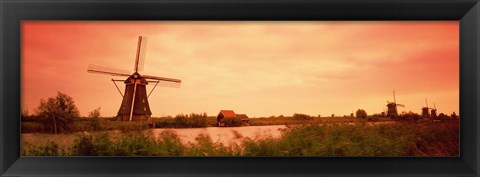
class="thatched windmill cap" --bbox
[124,73,148,84]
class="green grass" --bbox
[23,119,459,156]
[22,114,395,134]
[22,119,149,133]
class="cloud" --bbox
[21,21,459,117]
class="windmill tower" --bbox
[431,103,438,119]
[386,90,405,118]
[421,98,432,118]
[87,36,182,121]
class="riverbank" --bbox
[22,119,458,156]
[21,116,394,134]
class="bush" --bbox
[172,113,209,128]
[397,112,421,121]
[24,141,61,156]
[355,109,368,119]
[187,134,239,156]
[189,113,208,128]
[438,113,449,120]
[293,113,312,120]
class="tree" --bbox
[355,109,368,119]
[88,107,101,118]
[88,107,101,131]
[21,106,29,118]
[438,113,449,120]
[451,112,458,119]
[36,92,80,134]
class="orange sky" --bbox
[21,21,459,117]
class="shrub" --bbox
[355,109,368,119]
[397,112,421,121]
[24,141,61,156]
[174,114,190,127]
[438,113,449,120]
[293,113,312,120]
[187,134,238,156]
[189,113,208,128]
[71,134,96,156]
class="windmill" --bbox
[421,98,433,118]
[431,103,438,119]
[386,90,405,118]
[87,36,182,121]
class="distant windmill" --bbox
[87,36,182,121]
[421,98,433,118]
[431,103,438,119]
[386,90,405,118]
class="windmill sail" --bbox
[135,36,148,72]
[143,74,182,83]
[146,80,181,88]
[87,64,130,77]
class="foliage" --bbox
[396,112,421,121]
[23,141,61,156]
[21,107,29,117]
[451,112,458,119]
[187,134,239,156]
[293,113,313,120]
[24,120,459,157]
[438,113,450,120]
[36,92,80,134]
[172,113,209,128]
[88,107,102,131]
[88,107,101,118]
[222,117,244,127]
[355,109,368,119]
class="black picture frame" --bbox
[1,0,479,176]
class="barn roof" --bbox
[236,114,249,120]
[219,110,237,118]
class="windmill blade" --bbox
[146,80,181,98]
[129,82,138,121]
[393,90,396,103]
[135,36,148,72]
[396,104,405,107]
[146,80,181,88]
[87,64,131,77]
[143,74,182,83]
[158,81,181,88]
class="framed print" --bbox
[1,0,479,176]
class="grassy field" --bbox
[22,119,150,133]
[22,119,459,156]
[248,116,392,126]
[21,115,393,133]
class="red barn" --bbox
[216,110,250,126]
